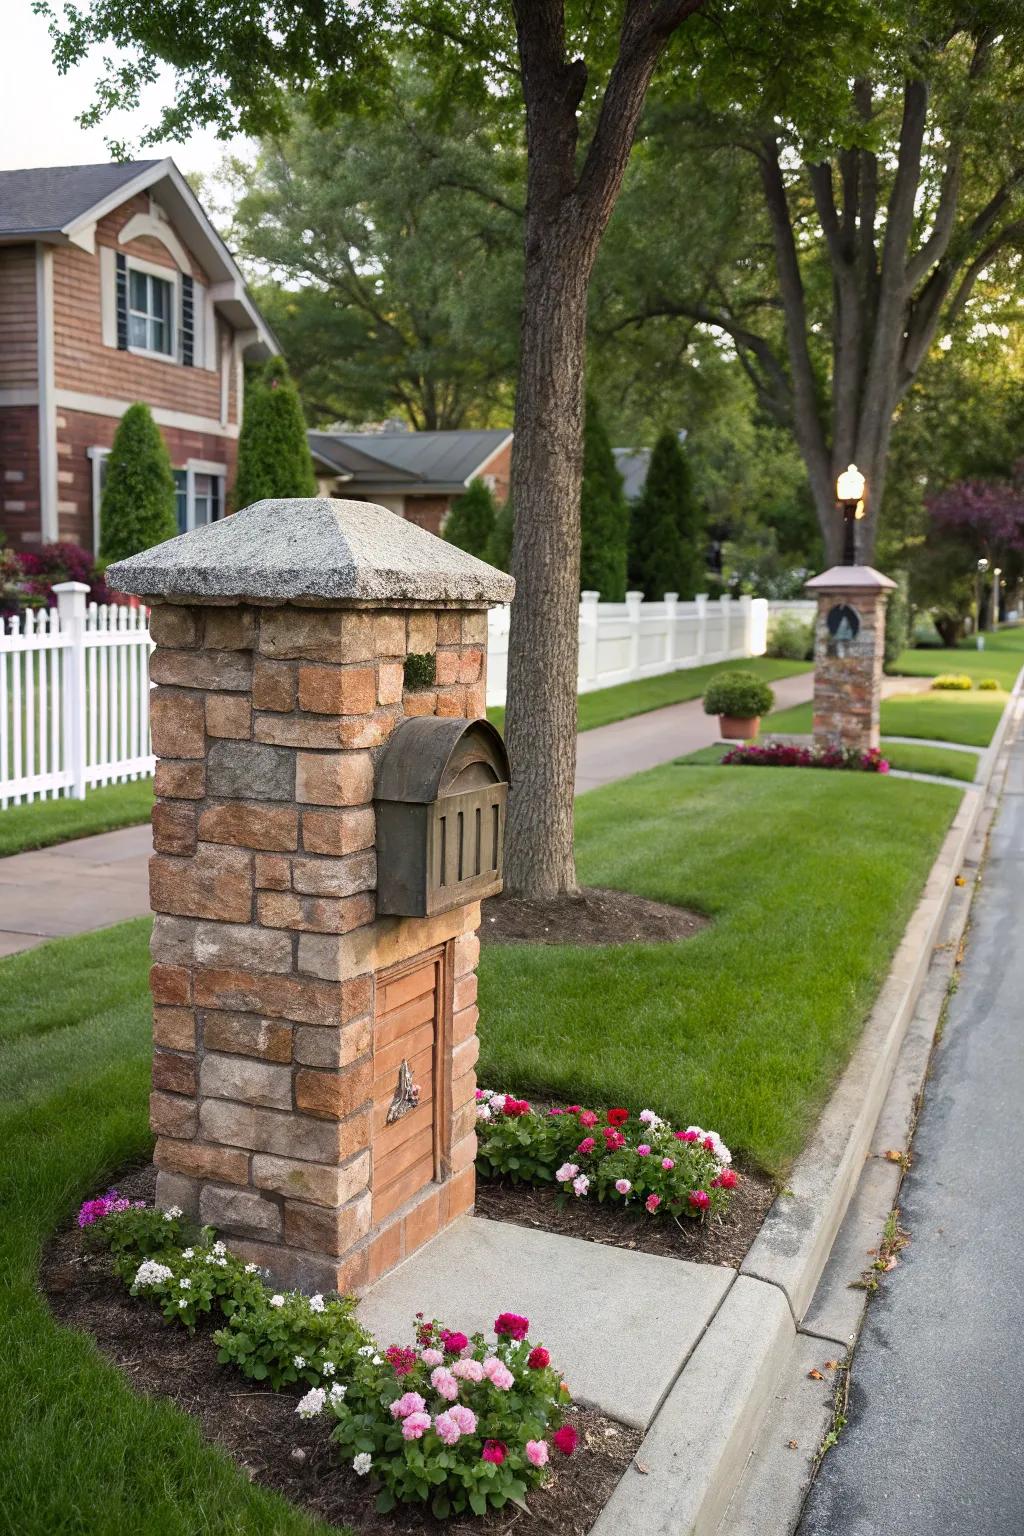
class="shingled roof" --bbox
[0,161,162,238]
[309,429,512,496]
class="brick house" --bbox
[308,428,512,536]
[0,159,276,553]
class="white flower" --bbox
[353,1452,372,1476]
[296,1387,326,1420]
[178,1278,191,1290]
[214,1256,227,1267]
[212,1240,226,1257]
[308,1293,325,1314]
[329,1383,347,1404]
[639,1109,664,1129]
[489,1094,506,1112]
[178,1299,188,1309]
[555,1162,579,1184]
[572,1174,590,1197]
[182,1248,195,1260]
[293,1356,307,1369]
[322,1361,336,1377]
[478,1088,495,1100]
[476,1103,492,1121]
[270,1294,286,1308]
[372,1355,382,1365]
[244,1262,259,1274]
[133,1259,173,1288]
[163,1206,183,1220]
[357,1345,375,1358]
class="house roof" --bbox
[0,157,277,357]
[309,429,512,496]
[107,496,515,606]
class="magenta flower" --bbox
[577,1136,596,1154]
[689,1189,711,1211]
[662,1157,675,1170]
[482,1440,508,1465]
[636,1144,651,1157]
[494,1312,529,1340]
[645,1193,661,1214]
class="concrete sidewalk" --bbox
[0,672,814,956]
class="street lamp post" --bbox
[976,557,989,651]
[991,566,1002,631]
[836,464,866,564]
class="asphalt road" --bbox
[799,728,1024,1536]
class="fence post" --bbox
[663,591,678,669]
[54,581,89,800]
[739,594,752,655]
[626,590,643,679]
[719,593,732,658]
[748,597,769,656]
[579,591,600,689]
[695,593,708,660]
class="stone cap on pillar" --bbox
[106,497,515,608]
[805,565,897,593]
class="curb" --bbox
[595,669,1022,1536]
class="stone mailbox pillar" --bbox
[805,565,897,752]
[108,498,514,1294]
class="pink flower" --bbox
[566,1105,582,1114]
[878,759,890,774]
[615,1178,632,1195]
[553,1425,578,1456]
[578,1110,598,1128]
[453,1358,485,1383]
[527,1346,550,1370]
[430,1366,459,1401]
[385,1344,419,1376]
[572,1174,590,1197]
[421,1348,444,1368]
[389,1391,426,1420]
[636,1144,651,1157]
[434,1411,462,1445]
[603,1129,626,1151]
[494,1312,529,1340]
[662,1158,675,1170]
[483,1356,515,1390]
[678,1129,699,1143]
[526,1439,549,1467]
[577,1136,596,1154]
[402,1411,432,1440]
[555,1162,578,1184]
[645,1193,661,1214]
[548,1107,564,1116]
[449,1404,478,1435]
[689,1189,711,1210]
[482,1440,507,1465]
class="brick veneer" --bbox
[147,600,488,1293]
[810,585,891,751]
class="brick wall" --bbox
[0,246,37,388]
[811,589,890,751]
[146,601,488,1292]
[478,437,512,504]
[0,404,41,546]
[403,495,451,536]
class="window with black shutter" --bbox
[181,273,194,367]
[115,253,128,350]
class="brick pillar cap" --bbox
[805,565,897,592]
[106,497,515,608]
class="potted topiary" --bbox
[702,670,776,740]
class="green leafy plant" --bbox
[444,479,497,560]
[215,1288,370,1390]
[978,677,1000,690]
[702,670,775,719]
[126,1235,266,1331]
[930,674,974,690]
[404,652,437,690]
[766,612,814,660]
[235,355,318,509]
[86,1201,187,1262]
[99,403,178,562]
[580,394,628,600]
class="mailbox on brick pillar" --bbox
[107,497,514,1295]
[806,565,897,752]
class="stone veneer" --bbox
[806,566,896,752]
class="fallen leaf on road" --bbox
[883,1149,905,1162]
[824,1360,840,1370]
[787,1440,799,1450]
[954,875,966,886]
[808,1369,825,1381]
[882,1255,899,1271]
[633,1459,650,1475]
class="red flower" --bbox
[553,1425,578,1456]
[715,1168,738,1190]
[528,1346,551,1370]
[494,1312,530,1341]
[607,1108,629,1127]
[482,1440,507,1465]
[689,1189,711,1211]
[441,1329,469,1353]
[577,1136,596,1154]
[385,1344,419,1376]
[603,1128,626,1151]
[503,1097,531,1117]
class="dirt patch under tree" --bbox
[480,886,708,947]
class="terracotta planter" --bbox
[719,714,760,741]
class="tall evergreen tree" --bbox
[579,396,628,600]
[485,498,515,573]
[629,430,704,598]
[99,403,177,562]
[234,355,317,509]
[443,478,497,560]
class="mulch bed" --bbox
[480,886,708,947]
[40,1166,641,1536]
[476,1166,775,1269]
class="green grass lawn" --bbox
[766,693,1006,749]
[0,919,336,1536]
[891,624,1024,691]
[0,778,154,857]
[487,655,808,736]
[478,762,958,1174]
[673,739,979,781]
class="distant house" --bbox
[309,427,512,535]
[614,430,688,503]
[0,158,276,553]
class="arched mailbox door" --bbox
[375,717,510,917]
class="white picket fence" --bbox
[485,592,769,708]
[0,584,773,807]
[0,582,153,807]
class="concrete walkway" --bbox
[798,719,1024,1535]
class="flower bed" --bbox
[77,1190,577,1520]
[720,741,890,772]
[475,1096,737,1221]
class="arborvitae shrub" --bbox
[100,403,178,562]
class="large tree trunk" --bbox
[503,238,590,897]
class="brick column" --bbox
[806,565,897,752]
[109,498,513,1294]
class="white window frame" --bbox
[174,459,227,533]
[124,254,179,363]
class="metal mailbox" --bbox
[375,717,510,917]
